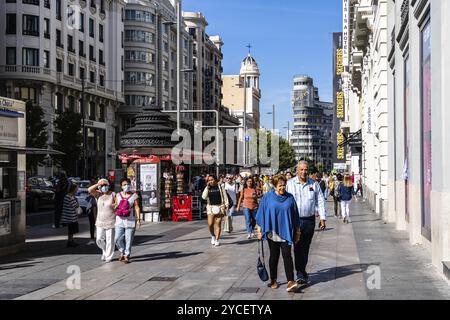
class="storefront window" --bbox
[421,18,432,238]
[0,152,18,200]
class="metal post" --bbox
[176,0,181,132]
[81,78,87,180]
[287,121,290,141]
[243,77,247,166]
[272,104,275,133]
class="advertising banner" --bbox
[333,32,346,163]
[0,202,11,236]
[139,163,160,212]
[172,196,192,222]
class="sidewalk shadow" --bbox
[299,263,380,290]
[131,251,202,262]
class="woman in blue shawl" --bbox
[256,175,301,292]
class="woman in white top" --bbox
[88,178,116,263]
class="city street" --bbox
[1,200,449,300]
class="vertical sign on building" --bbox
[333,32,346,164]
[342,0,350,67]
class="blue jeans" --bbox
[115,226,135,257]
[243,208,256,234]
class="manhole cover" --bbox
[228,287,259,294]
[148,277,178,282]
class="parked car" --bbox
[75,180,93,214]
[26,177,56,212]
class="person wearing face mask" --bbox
[88,178,116,263]
[114,178,140,263]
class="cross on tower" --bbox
[246,43,252,54]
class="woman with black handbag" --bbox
[202,175,229,247]
[255,175,300,292]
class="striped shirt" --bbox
[61,195,79,224]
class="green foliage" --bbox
[52,110,83,176]
[25,101,48,175]
[256,129,297,172]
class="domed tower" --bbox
[240,54,260,91]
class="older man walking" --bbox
[286,161,327,285]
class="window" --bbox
[89,45,95,61]
[56,58,62,72]
[124,51,154,63]
[121,31,123,48]
[68,63,74,76]
[80,13,84,32]
[99,74,104,86]
[6,47,16,65]
[99,49,104,65]
[68,35,74,52]
[98,104,105,122]
[79,40,85,57]
[44,18,50,38]
[90,0,96,9]
[100,0,105,14]
[125,30,153,43]
[55,0,61,20]
[43,50,49,68]
[56,29,62,47]
[0,151,18,200]
[164,80,168,92]
[19,87,37,102]
[68,96,76,112]
[89,18,94,37]
[23,0,39,5]
[6,14,16,34]
[99,24,104,42]
[89,102,96,120]
[125,95,152,107]
[124,71,154,86]
[90,71,95,83]
[44,0,50,8]
[164,41,169,52]
[79,67,85,80]
[54,92,63,113]
[22,48,39,66]
[125,10,154,23]
[22,15,39,36]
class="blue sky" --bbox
[183,0,342,134]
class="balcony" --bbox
[21,65,40,73]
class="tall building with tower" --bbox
[290,75,334,170]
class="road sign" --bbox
[245,136,250,142]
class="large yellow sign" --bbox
[336,91,344,119]
[336,132,345,160]
[336,49,344,75]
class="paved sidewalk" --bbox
[1,199,449,300]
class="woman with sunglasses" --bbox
[202,175,229,247]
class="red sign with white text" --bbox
[172,196,192,222]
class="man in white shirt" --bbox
[286,161,326,285]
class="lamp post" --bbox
[176,0,181,132]
[283,120,290,141]
[266,104,275,134]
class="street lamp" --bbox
[283,120,290,142]
[81,78,95,180]
[266,104,275,134]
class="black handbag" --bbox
[257,239,269,282]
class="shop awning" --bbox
[0,146,65,155]
[0,109,24,118]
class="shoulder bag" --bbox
[257,239,269,282]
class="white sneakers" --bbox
[101,255,106,261]
[214,240,220,247]
[247,233,252,239]
[211,236,215,245]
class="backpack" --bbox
[116,193,132,217]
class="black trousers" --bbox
[87,207,97,239]
[267,238,294,282]
[333,197,341,217]
[294,216,316,279]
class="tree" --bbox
[255,129,297,173]
[52,110,83,176]
[26,101,48,175]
